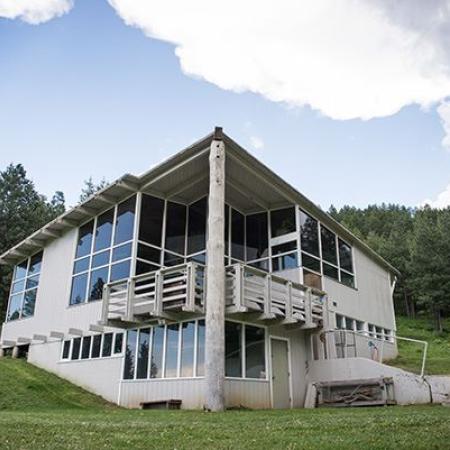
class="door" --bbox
[271,338,291,409]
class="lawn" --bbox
[386,316,450,375]
[1,359,450,449]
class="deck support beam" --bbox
[12,346,19,359]
[204,128,226,412]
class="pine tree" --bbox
[79,177,108,203]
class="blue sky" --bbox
[1,0,450,209]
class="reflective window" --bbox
[136,328,150,379]
[187,197,207,255]
[14,260,28,281]
[321,226,337,264]
[165,324,179,378]
[341,271,355,288]
[22,289,37,317]
[180,321,195,377]
[272,252,298,272]
[299,210,319,257]
[123,330,137,379]
[323,263,339,280]
[139,194,164,246]
[338,239,353,273]
[29,252,43,275]
[231,209,245,261]
[301,253,321,273]
[271,207,295,238]
[102,333,113,357]
[137,244,160,264]
[164,252,184,267]
[94,209,114,252]
[110,260,130,282]
[165,202,187,255]
[62,340,71,359]
[73,257,89,274]
[76,221,94,258]
[246,212,268,261]
[112,243,132,262]
[70,273,88,305]
[136,261,159,276]
[88,267,108,301]
[150,326,165,378]
[7,294,22,321]
[92,334,102,358]
[197,320,205,377]
[91,250,110,268]
[114,333,124,354]
[114,196,136,245]
[81,336,91,359]
[225,322,242,377]
[245,326,266,379]
[71,337,81,360]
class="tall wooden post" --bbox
[204,127,226,411]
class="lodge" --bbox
[0,128,398,409]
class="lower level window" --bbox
[61,332,124,361]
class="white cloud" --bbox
[107,0,450,122]
[249,135,264,150]
[421,184,450,208]
[437,100,450,150]
[0,0,73,24]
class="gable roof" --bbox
[0,128,399,277]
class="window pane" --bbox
[338,239,353,273]
[299,210,319,257]
[345,317,354,330]
[11,280,25,295]
[246,212,268,261]
[231,209,245,261]
[26,275,40,290]
[245,326,266,379]
[272,253,298,272]
[94,208,114,252]
[248,259,269,271]
[272,241,297,255]
[301,253,321,272]
[81,336,92,359]
[123,330,137,379]
[28,252,43,275]
[165,202,187,255]
[150,326,164,378]
[114,196,136,245]
[187,197,207,255]
[73,257,89,274]
[180,321,195,377]
[136,328,150,379]
[165,324,179,378]
[303,269,322,290]
[335,314,344,329]
[88,267,108,301]
[76,221,94,258]
[62,340,71,359]
[323,263,339,280]
[136,261,159,275]
[114,333,124,354]
[22,289,37,317]
[70,273,88,305]
[14,260,28,280]
[71,337,81,360]
[225,321,242,377]
[91,335,102,358]
[110,260,130,282]
[102,333,113,357]
[91,250,110,268]
[187,252,206,265]
[137,244,160,264]
[196,320,205,376]
[321,226,337,264]
[271,207,296,238]
[164,252,184,267]
[7,294,22,321]
[341,271,355,288]
[139,194,164,246]
[112,243,132,262]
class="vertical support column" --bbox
[0,347,4,358]
[205,128,226,412]
[12,346,19,359]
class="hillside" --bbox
[0,358,113,411]
[387,316,450,375]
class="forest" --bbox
[0,163,448,331]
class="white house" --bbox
[0,128,399,409]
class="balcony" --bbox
[101,262,326,328]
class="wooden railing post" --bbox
[286,281,293,322]
[186,263,196,312]
[305,288,313,325]
[101,284,110,324]
[235,264,243,310]
[155,271,163,316]
[126,279,135,322]
[264,274,271,317]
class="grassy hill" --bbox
[387,316,450,375]
[0,358,449,449]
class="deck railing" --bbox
[225,263,326,326]
[101,261,326,327]
[101,262,205,324]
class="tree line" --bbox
[329,204,450,332]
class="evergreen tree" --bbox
[79,177,108,203]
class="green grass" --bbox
[1,358,450,449]
[386,316,450,375]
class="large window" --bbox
[123,320,205,380]
[70,196,136,305]
[7,252,43,321]
[246,212,269,264]
[270,207,296,238]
